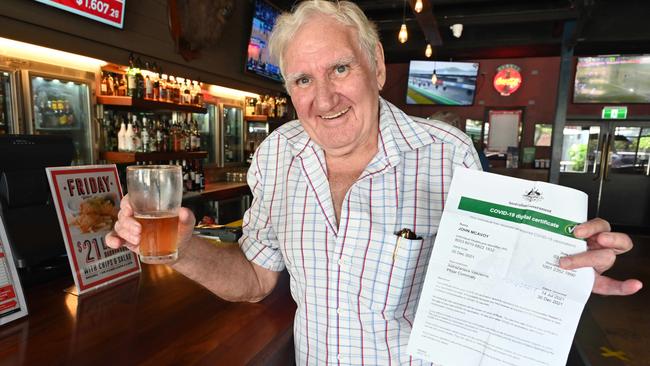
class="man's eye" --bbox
[334,65,349,75]
[296,77,311,87]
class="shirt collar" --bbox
[376,97,436,168]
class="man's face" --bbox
[283,16,386,157]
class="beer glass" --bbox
[126,165,182,264]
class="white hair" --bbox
[268,0,381,89]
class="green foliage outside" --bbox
[568,143,587,172]
[639,136,650,151]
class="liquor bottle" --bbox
[181,160,190,193]
[189,81,198,105]
[192,119,201,151]
[117,120,127,151]
[261,96,269,116]
[183,80,192,104]
[168,76,176,103]
[267,96,276,118]
[197,160,205,191]
[163,119,172,152]
[100,73,109,95]
[183,117,191,151]
[58,100,68,126]
[195,81,203,106]
[125,120,135,152]
[145,71,153,99]
[127,56,136,97]
[64,100,74,126]
[189,160,196,191]
[140,117,150,153]
[174,77,181,104]
[153,73,160,100]
[159,74,166,101]
[245,97,256,116]
[117,74,127,96]
[156,120,165,151]
[255,97,263,115]
[131,115,141,152]
[106,73,114,96]
[178,78,186,104]
[135,58,145,99]
[109,117,119,151]
[172,120,180,152]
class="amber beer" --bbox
[127,164,182,264]
[135,213,179,262]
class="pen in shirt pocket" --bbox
[393,228,422,260]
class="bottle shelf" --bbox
[97,96,207,114]
[101,150,208,163]
[244,115,268,122]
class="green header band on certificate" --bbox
[458,197,580,238]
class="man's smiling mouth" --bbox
[320,106,351,120]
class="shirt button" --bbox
[337,307,343,315]
[338,258,345,267]
[337,354,343,361]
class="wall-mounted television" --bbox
[406,60,479,106]
[245,0,283,83]
[573,55,650,103]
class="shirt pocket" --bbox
[347,232,434,318]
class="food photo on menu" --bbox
[68,194,119,234]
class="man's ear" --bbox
[375,43,386,90]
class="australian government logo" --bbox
[523,187,543,203]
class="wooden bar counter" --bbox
[0,253,296,366]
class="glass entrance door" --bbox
[559,121,650,227]
[598,124,650,227]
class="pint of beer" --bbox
[126,165,182,264]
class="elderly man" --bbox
[107,1,642,364]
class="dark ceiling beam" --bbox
[408,0,443,46]
[372,8,578,31]
[437,8,579,26]
[568,0,594,47]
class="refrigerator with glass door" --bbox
[220,104,244,166]
[0,69,20,134]
[22,69,95,165]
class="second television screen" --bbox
[407,60,479,106]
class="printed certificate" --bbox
[408,168,594,366]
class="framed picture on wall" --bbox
[534,124,553,146]
[486,109,523,152]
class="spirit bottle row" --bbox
[100,59,204,106]
[100,112,203,153]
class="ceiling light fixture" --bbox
[451,23,463,38]
[425,43,433,58]
[398,0,408,43]
[414,0,423,13]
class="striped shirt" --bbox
[240,98,480,365]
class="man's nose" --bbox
[314,79,337,112]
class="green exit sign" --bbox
[602,106,628,119]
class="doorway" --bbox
[559,121,650,228]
